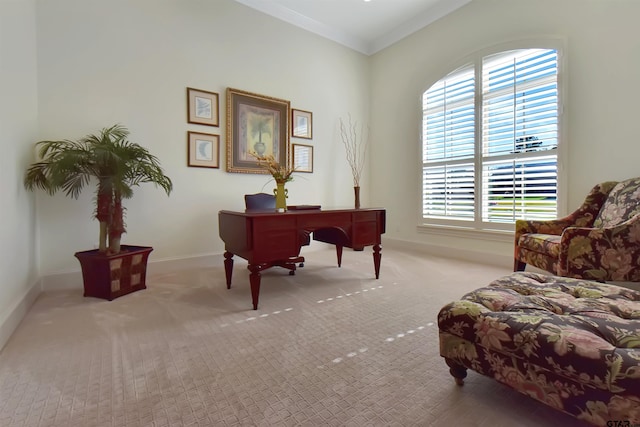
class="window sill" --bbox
[416,223,514,243]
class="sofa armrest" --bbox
[514,181,618,255]
[558,213,640,280]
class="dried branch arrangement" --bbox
[339,114,369,187]
[250,152,296,183]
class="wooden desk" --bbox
[218,208,386,309]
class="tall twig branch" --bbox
[339,114,369,187]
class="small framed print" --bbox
[292,109,312,139]
[292,143,313,173]
[188,131,219,168]
[187,87,219,127]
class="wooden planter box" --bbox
[75,245,153,301]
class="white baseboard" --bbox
[382,236,513,269]
[41,269,84,291]
[40,241,335,291]
[0,253,228,350]
[4,240,501,351]
[0,279,42,352]
[147,252,221,275]
[40,239,510,291]
[40,252,224,291]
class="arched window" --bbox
[422,48,560,229]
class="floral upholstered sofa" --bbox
[438,272,640,426]
[514,177,640,281]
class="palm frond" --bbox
[24,123,172,254]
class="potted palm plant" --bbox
[24,124,173,300]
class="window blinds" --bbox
[422,48,558,224]
[422,65,475,219]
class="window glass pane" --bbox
[423,164,474,220]
[423,64,475,162]
[483,155,557,223]
[483,49,558,157]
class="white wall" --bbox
[34,0,370,274]
[0,0,40,347]
[369,0,640,264]
[5,0,639,329]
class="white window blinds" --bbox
[422,65,475,220]
[422,48,559,225]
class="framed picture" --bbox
[292,143,313,173]
[226,88,290,174]
[188,131,220,168]
[187,87,219,127]
[292,109,312,139]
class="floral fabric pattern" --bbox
[594,177,640,228]
[438,272,640,426]
[515,179,640,281]
[518,233,562,258]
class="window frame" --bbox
[419,40,567,234]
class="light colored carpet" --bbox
[0,245,591,426]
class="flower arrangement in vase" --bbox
[251,152,296,210]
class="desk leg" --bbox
[248,264,262,310]
[373,244,382,279]
[336,246,343,267]
[224,251,234,289]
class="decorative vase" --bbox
[274,181,288,211]
[354,186,361,209]
[254,141,266,156]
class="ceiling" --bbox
[232,0,472,55]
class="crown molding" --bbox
[233,0,472,56]
[370,0,472,55]
[233,0,369,54]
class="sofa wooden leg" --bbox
[445,358,467,386]
[514,259,526,272]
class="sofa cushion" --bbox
[517,233,561,258]
[438,272,640,392]
[593,177,640,228]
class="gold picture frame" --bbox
[226,88,290,174]
[292,143,313,173]
[187,87,219,127]
[292,109,312,139]
[188,131,220,168]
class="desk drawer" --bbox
[353,211,379,222]
[353,221,379,246]
[254,230,299,260]
[253,216,297,231]
[252,218,300,260]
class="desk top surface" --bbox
[220,207,385,217]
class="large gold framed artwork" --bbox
[226,88,290,174]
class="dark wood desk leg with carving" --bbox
[373,244,382,279]
[224,251,234,289]
[248,264,262,310]
[336,246,343,267]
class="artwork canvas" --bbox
[226,88,290,174]
[292,143,313,173]
[188,131,219,168]
[292,109,312,139]
[187,87,219,127]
